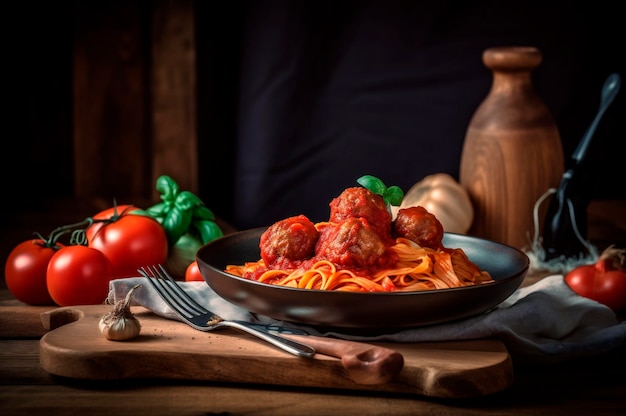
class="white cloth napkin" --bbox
[107,275,626,365]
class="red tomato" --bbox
[86,205,168,278]
[565,256,626,312]
[185,261,204,282]
[47,245,114,306]
[4,239,60,305]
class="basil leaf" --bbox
[145,175,223,247]
[193,219,224,244]
[357,175,386,195]
[193,205,216,221]
[174,191,202,212]
[356,174,404,207]
[155,175,179,202]
[162,206,193,245]
[144,202,169,219]
[384,186,404,206]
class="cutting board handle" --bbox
[285,334,404,384]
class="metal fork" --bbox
[138,265,316,358]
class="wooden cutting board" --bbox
[39,305,513,398]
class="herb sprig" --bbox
[356,175,404,207]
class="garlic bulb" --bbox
[391,173,474,234]
[99,284,142,341]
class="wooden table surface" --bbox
[1,199,625,415]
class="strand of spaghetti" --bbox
[300,269,324,289]
[388,273,417,287]
[393,248,431,262]
[296,261,332,289]
[389,271,445,290]
[394,259,433,276]
[303,262,386,291]
[403,281,436,291]
[225,264,246,276]
[277,273,301,288]
[370,269,410,286]
[261,263,381,292]
[335,283,371,292]
[226,261,268,278]
[389,272,430,288]
[432,251,465,287]
[294,262,385,292]
[389,243,438,287]
[418,274,455,289]
[314,261,337,289]
[257,268,291,283]
[333,276,385,292]
[325,269,361,290]
[260,261,332,289]
[371,258,433,287]
[449,248,491,283]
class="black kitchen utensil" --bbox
[541,73,621,260]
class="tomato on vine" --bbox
[47,245,114,306]
[86,204,169,278]
[4,238,61,305]
[4,218,85,305]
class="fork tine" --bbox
[139,266,199,319]
[152,265,210,314]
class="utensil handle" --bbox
[571,72,621,164]
[284,334,404,385]
[224,321,316,358]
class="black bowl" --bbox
[196,228,529,330]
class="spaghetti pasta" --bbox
[225,236,493,292]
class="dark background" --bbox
[198,1,626,229]
[3,0,625,233]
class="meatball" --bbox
[315,217,388,269]
[260,215,319,267]
[393,206,444,249]
[328,187,393,242]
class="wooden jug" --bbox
[459,47,564,250]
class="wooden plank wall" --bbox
[72,0,197,203]
[150,0,198,197]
